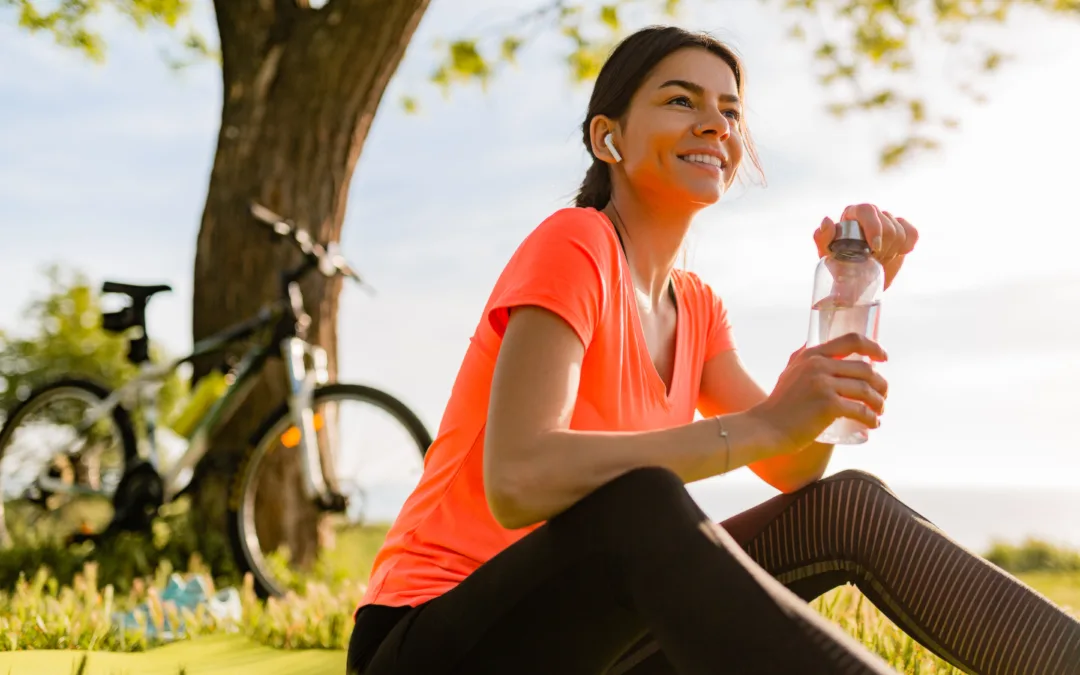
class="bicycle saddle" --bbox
[102,281,173,299]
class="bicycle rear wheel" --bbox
[0,379,136,547]
[227,383,431,598]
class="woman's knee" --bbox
[600,466,686,508]
[572,466,722,560]
[821,468,893,494]
[807,469,903,524]
[611,465,684,492]
[563,466,696,531]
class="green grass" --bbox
[1015,570,1080,613]
[0,635,343,674]
[0,524,392,656]
[809,573,1077,674]
[0,532,1077,674]
[985,537,1080,574]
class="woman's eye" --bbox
[668,96,693,108]
[723,109,742,122]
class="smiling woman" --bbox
[344,25,1080,675]
[574,45,761,214]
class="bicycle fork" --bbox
[282,337,340,508]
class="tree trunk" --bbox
[189,0,430,575]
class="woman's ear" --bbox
[588,116,621,164]
[604,134,622,163]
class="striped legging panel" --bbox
[610,469,1080,675]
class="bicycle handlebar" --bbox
[248,202,365,286]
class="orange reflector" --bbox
[280,412,325,448]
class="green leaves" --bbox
[5,0,206,63]
[397,0,1077,166]
[8,0,1080,169]
[501,35,524,63]
[448,40,491,82]
[600,4,619,29]
[428,38,494,97]
[400,95,420,115]
[7,0,109,61]
[776,0,1078,168]
[407,0,630,112]
[0,266,185,426]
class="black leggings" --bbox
[346,468,1080,675]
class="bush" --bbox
[984,537,1080,574]
[0,265,186,427]
[0,498,240,596]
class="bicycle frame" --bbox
[23,203,361,514]
[62,282,331,504]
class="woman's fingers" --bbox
[878,211,907,262]
[895,216,919,255]
[834,396,881,429]
[814,216,836,258]
[827,358,888,398]
[830,375,886,415]
[841,203,886,253]
[806,332,887,363]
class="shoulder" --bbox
[537,206,611,231]
[485,208,619,343]
[672,269,734,326]
[673,269,737,356]
[523,207,620,257]
[672,269,722,305]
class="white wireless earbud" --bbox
[604,133,623,163]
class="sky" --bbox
[2,0,1079,504]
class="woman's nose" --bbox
[694,112,732,141]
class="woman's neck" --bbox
[602,191,694,305]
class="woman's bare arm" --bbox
[697,349,835,494]
[484,306,784,530]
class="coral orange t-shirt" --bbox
[358,206,736,609]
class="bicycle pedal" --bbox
[68,532,98,546]
[320,491,348,513]
[68,526,113,547]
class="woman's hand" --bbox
[815,204,919,290]
[750,333,889,455]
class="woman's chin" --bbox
[683,184,725,208]
[647,180,724,210]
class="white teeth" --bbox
[682,153,724,168]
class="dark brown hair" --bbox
[574,26,763,209]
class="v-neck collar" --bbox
[596,209,683,404]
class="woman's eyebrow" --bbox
[658,79,740,105]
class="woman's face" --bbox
[608,47,745,208]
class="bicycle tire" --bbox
[227,383,432,598]
[0,378,138,542]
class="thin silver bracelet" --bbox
[715,416,730,474]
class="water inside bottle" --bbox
[808,297,881,445]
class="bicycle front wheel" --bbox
[228,383,431,598]
[0,378,136,547]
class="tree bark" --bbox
[189,0,430,574]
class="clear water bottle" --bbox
[807,219,885,445]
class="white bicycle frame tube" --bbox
[283,336,330,502]
[27,332,335,505]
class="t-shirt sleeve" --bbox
[701,279,737,361]
[487,209,615,349]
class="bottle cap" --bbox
[833,219,866,243]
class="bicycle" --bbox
[0,202,432,598]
